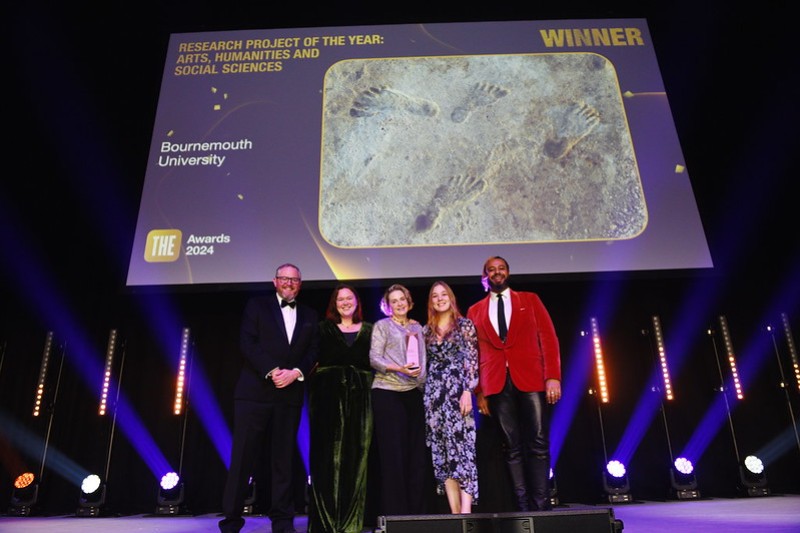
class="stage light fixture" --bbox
[603,460,633,503]
[670,457,700,500]
[548,468,559,508]
[9,472,39,516]
[76,474,107,517]
[739,455,770,497]
[156,471,185,515]
[242,477,257,515]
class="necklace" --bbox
[391,315,409,327]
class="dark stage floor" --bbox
[1,495,799,532]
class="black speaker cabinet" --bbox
[377,508,623,533]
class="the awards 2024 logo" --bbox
[144,229,182,262]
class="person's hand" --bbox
[272,368,299,388]
[476,392,490,416]
[459,390,473,416]
[401,363,421,377]
[545,378,561,404]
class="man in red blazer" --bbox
[467,256,561,512]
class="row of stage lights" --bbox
[7,467,253,518]
[8,456,767,517]
[8,325,259,518]
[586,312,796,504]
[10,469,197,517]
[7,327,196,517]
[595,453,768,504]
[6,309,799,516]
[9,457,768,517]
[546,450,769,509]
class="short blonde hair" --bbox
[381,283,413,316]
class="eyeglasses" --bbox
[276,276,301,284]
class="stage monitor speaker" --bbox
[377,508,623,533]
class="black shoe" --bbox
[218,516,244,533]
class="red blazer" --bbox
[467,290,560,396]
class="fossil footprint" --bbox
[349,86,439,118]
[543,101,600,159]
[451,82,509,123]
[415,174,488,232]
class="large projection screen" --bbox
[126,19,713,286]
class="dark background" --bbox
[2,0,798,519]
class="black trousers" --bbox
[371,387,428,517]
[487,371,552,511]
[220,399,301,532]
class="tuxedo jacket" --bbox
[467,289,560,396]
[235,293,320,406]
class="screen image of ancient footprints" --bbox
[319,54,645,248]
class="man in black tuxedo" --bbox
[219,263,319,533]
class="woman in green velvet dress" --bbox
[308,284,374,533]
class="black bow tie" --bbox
[281,299,296,309]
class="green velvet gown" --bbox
[308,320,374,533]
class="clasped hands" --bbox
[271,368,300,389]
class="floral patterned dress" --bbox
[422,316,480,499]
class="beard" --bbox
[488,276,508,293]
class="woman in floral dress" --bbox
[422,281,480,513]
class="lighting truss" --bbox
[590,317,609,404]
[767,313,800,457]
[173,327,191,416]
[717,315,744,400]
[651,315,673,400]
[98,329,118,416]
[77,329,126,517]
[156,327,193,515]
[710,316,764,497]
[32,331,55,417]
[16,332,65,515]
[779,313,799,393]
[588,318,631,504]
[647,316,700,500]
